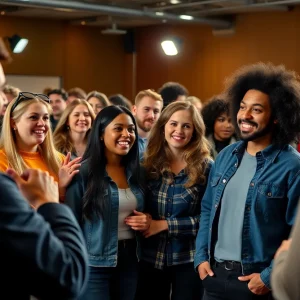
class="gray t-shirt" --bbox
[215,150,257,262]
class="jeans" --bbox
[203,262,273,300]
[135,260,203,300]
[81,239,139,300]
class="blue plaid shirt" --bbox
[141,161,212,269]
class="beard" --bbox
[238,119,274,142]
[136,117,153,133]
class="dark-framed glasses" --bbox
[11,92,50,114]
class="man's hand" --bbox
[7,168,59,209]
[274,239,292,259]
[198,261,214,280]
[238,273,270,295]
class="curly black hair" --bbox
[201,96,230,136]
[158,82,188,108]
[224,62,300,145]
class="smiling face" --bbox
[164,109,194,154]
[214,112,235,141]
[103,113,136,158]
[49,93,67,118]
[68,104,92,134]
[12,102,50,152]
[133,96,162,133]
[237,89,273,143]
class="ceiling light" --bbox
[155,12,164,16]
[179,15,194,20]
[161,40,178,56]
[7,34,28,53]
[170,0,181,4]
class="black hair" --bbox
[225,62,300,145]
[82,105,140,220]
[158,82,188,108]
[109,94,132,110]
[201,96,230,136]
[47,88,68,101]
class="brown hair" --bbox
[134,89,162,106]
[143,101,211,187]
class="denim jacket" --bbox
[65,160,145,267]
[194,141,300,289]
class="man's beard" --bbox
[238,119,274,142]
[136,117,153,133]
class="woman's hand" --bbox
[58,152,81,189]
[125,210,152,231]
[143,220,168,238]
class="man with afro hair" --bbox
[195,62,300,300]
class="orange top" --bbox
[0,149,64,182]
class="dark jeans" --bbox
[135,260,203,300]
[80,239,138,300]
[203,262,273,300]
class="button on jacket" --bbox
[65,160,145,267]
[194,141,300,289]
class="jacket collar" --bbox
[232,141,284,163]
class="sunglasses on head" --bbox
[11,92,50,114]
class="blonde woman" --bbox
[132,101,212,300]
[86,91,110,115]
[53,99,95,159]
[0,92,80,200]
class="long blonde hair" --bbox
[53,99,95,154]
[0,96,62,175]
[143,101,211,187]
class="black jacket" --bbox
[0,173,88,299]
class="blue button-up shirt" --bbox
[194,141,300,289]
[141,161,212,269]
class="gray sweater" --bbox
[271,201,300,300]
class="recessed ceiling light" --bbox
[156,11,164,16]
[170,0,181,4]
[179,15,194,20]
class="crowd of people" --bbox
[0,37,300,300]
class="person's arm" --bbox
[271,201,300,300]
[239,169,300,294]
[1,170,88,299]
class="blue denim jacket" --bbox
[194,141,300,289]
[65,161,145,267]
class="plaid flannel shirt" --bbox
[141,161,212,269]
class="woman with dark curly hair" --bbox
[201,96,236,159]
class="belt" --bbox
[215,260,242,272]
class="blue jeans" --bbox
[81,239,139,300]
[135,260,203,300]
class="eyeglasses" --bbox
[11,92,50,114]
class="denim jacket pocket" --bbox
[256,182,286,221]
